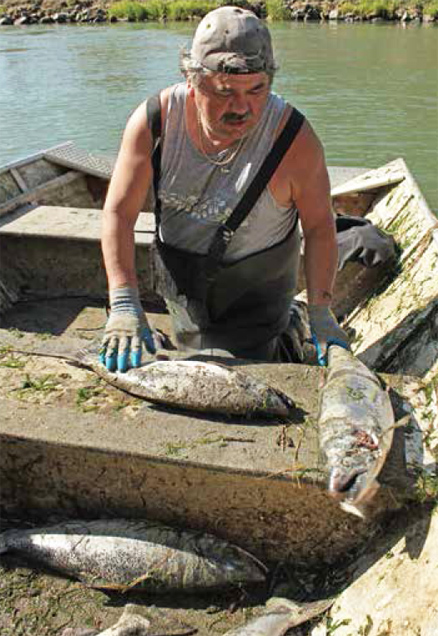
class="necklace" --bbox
[197,112,245,171]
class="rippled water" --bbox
[0,22,437,211]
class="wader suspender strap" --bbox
[147,94,304,272]
[147,94,163,223]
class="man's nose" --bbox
[230,92,249,114]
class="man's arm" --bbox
[100,101,156,371]
[284,119,349,362]
[102,101,154,291]
[289,121,337,306]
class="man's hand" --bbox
[100,286,156,372]
[308,305,350,366]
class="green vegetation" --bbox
[167,0,220,20]
[423,0,438,15]
[11,373,60,400]
[108,0,293,22]
[108,0,227,22]
[326,616,352,634]
[266,0,289,20]
[337,0,434,17]
[106,0,436,22]
[338,0,400,18]
[413,467,438,504]
[0,356,26,369]
[75,379,106,411]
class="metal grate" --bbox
[44,142,115,180]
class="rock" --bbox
[328,9,339,20]
[312,507,438,635]
[40,15,54,23]
[291,8,306,20]
[53,12,68,22]
[401,10,411,21]
[0,16,13,24]
[304,5,321,20]
[14,15,30,24]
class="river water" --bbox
[0,21,437,211]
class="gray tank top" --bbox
[158,83,297,263]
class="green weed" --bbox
[7,327,24,339]
[0,356,26,369]
[11,374,60,399]
[167,0,219,20]
[108,0,225,21]
[423,0,438,16]
[266,0,290,20]
[76,381,105,408]
[326,616,352,634]
[108,1,150,21]
[164,441,188,456]
[412,467,438,504]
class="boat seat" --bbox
[0,205,155,245]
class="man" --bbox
[100,5,349,372]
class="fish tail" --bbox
[71,343,101,369]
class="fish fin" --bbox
[392,414,412,430]
[340,501,366,518]
[232,545,269,577]
[119,572,157,592]
[82,581,129,592]
[341,479,381,518]
[73,341,102,368]
[265,596,335,626]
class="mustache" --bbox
[221,112,250,124]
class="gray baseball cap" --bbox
[190,6,276,74]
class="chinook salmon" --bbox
[223,596,334,635]
[0,519,267,593]
[5,344,295,418]
[318,345,395,516]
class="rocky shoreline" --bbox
[1,0,437,26]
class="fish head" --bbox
[328,465,379,507]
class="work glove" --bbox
[100,286,156,372]
[308,305,350,367]
[280,300,311,363]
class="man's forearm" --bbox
[303,226,338,306]
[101,210,138,292]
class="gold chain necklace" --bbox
[197,111,245,169]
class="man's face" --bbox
[189,72,271,143]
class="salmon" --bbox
[318,345,395,516]
[0,519,267,593]
[5,344,295,418]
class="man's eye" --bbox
[249,85,267,94]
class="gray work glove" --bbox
[100,286,156,372]
[308,305,350,366]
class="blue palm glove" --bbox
[308,305,350,366]
[100,286,156,372]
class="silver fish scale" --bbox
[0,519,266,592]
